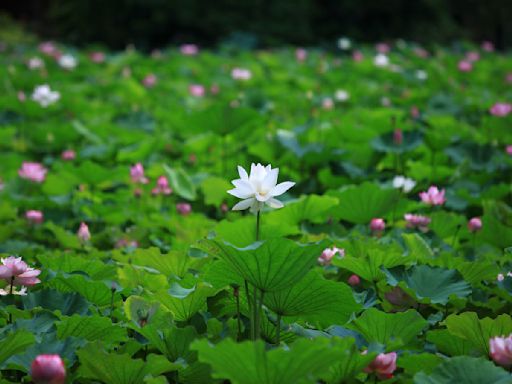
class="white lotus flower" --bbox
[58,54,77,70]
[338,38,351,50]
[335,89,350,102]
[27,57,44,70]
[374,54,389,67]
[392,175,416,193]
[228,163,295,213]
[415,70,428,80]
[31,84,60,108]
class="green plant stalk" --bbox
[392,191,402,226]
[235,288,242,340]
[253,287,259,340]
[431,150,436,183]
[250,209,262,339]
[276,313,281,345]
[255,289,264,340]
[7,277,14,324]
[245,280,253,340]
[256,210,261,241]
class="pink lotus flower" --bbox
[295,48,307,62]
[31,354,66,384]
[419,186,446,206]
[489,103,512,117]
[506,73,512,84]
[210,84,220,95]
[322,97,334,110]
[89,51,105,63]
[18,91,26,102]
[393,129,403,145]
[38,41,59,57]
[180,44,199,56]
[115,238,138,249]
[506,145,512,155]
[318,247,344,265]
[352,51,364,62]
[130,163,148,184]
[414,47,429,58]
[19,162,47,183]
[0,256,41,286]
[26,210,44,224]
[466,51,480,62]
[231,68,252,80]
[490,335,512,367]
[458,60,472,72]
[376,43,390,54]
[77,222,91,242]
[189,84,205,97]
[370,218,386,233]
[404,214,431,232]
[61,149,76,161]
[468,217,482,232]
[152,176,172,195]
[481,41,494,52]
[348,274,361,286]
[142,74,157,88]
[176,202,192,216]
[364,352,397,380]
[410,106,420,118]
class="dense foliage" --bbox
[0,38,511,383]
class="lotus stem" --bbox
[256,210,261,241]
[245,280,253,339]
[276,313,281,345]
[234,286,242,340]
[252,287,259,340]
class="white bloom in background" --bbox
[374,54,390,67]
[228,163,295,213]
[338,37,352,50]
[58,54,77,70]
[335,89,350,102]
[27,57,44,70]
[381,97,391,107]
[31,84,60,108]
[392,176,416,193]
[416,70,428,80]
[231,68,252,80]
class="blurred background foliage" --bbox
[1,0,511,50]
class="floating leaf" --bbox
[56,315,127,344]
[328,183,399,224]
[383,265,472,304]
[348,308,428,348]
[199,238,326,292]
[264,270,361,327]
[77,342,175,384]
[443,312,512,356]
[414,356,511,384]
[192,338,346,384]
[0,331,35,366]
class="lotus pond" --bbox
[0,40,512,383]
